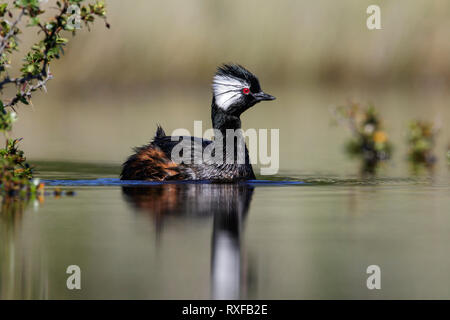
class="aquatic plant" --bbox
[332,102,392,174]
[0,0,108,196]
[406,120,438,173]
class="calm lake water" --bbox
[1,161,450,299]
[2,82,450,299]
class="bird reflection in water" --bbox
[121,183,254,299]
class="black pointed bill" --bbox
[253,92,276,101]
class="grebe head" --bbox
[212,64,275,117]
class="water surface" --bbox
[1,162,450,299]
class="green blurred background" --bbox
[10,0,450,176]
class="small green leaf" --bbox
[28,17,40,27]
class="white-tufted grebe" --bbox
[120,64,275,182]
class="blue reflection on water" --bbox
[42,178,307,187]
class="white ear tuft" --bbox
[212,75,248,111]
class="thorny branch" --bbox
[0,8,25,54]
[0,70,49,89]
[0,0,108,195]
[0,1,108,109]
[3,66,53,108]
[0,3,69,108]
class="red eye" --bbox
[242,88,250,95]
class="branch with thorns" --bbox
[0,0,108,109]
[0,0,108,196]
[0,8,25,54]
[4,66,53,109]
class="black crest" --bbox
[216,64,261,92]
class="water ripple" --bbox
[42,178,308,187]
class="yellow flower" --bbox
[373,131,387,143]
